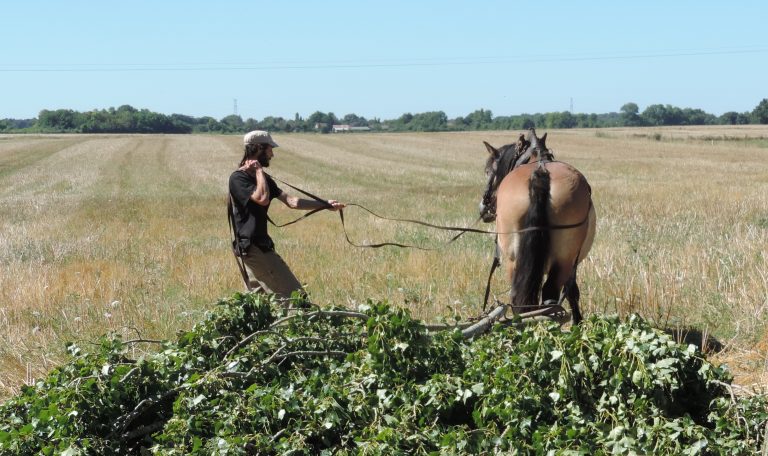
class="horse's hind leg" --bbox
[564,269,582,325]
[543,261,583,324]
[541,264,561,306]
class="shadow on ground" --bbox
[664,326,725,355]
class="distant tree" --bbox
[465,109,493,130]
[346,113,369,126]
[8,102,741,134]
[399,113,414,125]
[505,115,535,130]
[752,98,768,124]
[367,117,383,131]
[38,109,80,131]
[260,116,289,132]
[117,105,137,114]
[205,117,222,132]
[3,118,35,130]
[573,113,599,128]
[545,111,576,129]
[454,115,469,127]
[719,111,751,125]
[641,104,670,126]
[80,110,109,133]
[170,113,195,124]
[243,118,260,131]
[409,111,448,131]
[220,115,245,132]
[306,111,337,132]
[522,117,535,130]
[681,108,717,125]
[620,102,642,126]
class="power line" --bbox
[1,47,767,73]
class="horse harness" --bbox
[480,145,591,311]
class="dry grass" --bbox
[0,127,766,398]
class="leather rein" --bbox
[230,165,590,309]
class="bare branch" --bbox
[461,305,508,339]
[120,367,140,384]
[270,310,369,328]
[273,350,348,360]
[123,338,164,345]
[121,421,165,441]
[424,321,475,331]
[224,330,288,360]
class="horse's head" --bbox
[479,141,517,223]
[478,129,556,223]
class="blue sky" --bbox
[1,0,766,120]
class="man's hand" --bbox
[239,159,262,175]
[326,200,346,211]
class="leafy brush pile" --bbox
[1,293,766,455]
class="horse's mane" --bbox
[496,144,520,179]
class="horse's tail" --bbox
[512,164,551,308]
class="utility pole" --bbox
[233,98,238,116]
[570,97,573,113]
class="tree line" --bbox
[2,99,767,134]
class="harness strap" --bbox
[227,194,252,291]
[270,174,477,250]
[266,175,332,228]
[482,237,501,313]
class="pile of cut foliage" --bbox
[0,293,766,454]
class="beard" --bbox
[257,154,271,167]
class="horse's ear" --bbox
[483,141,500,159]
[540,132,548,149]
[527,129,539,149]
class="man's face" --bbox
[257,146,274,167]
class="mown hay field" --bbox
[1,126,767,398]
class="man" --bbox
[228,130,345,300]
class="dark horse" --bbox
[479,129,596,324]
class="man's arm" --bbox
[240,159,270,206]
[277,192,345,211]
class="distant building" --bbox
[332,124,371,133]
[332,124,351,133]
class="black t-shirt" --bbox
[229,170,282,250]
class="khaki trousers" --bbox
[241,246,305,300]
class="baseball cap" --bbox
[243,130,279,148]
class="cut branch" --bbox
[224,330,288,359]
[461,305,508,339]
[272,350,348,361]
[121,421,166,441]
[270,310,369,328]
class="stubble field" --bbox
[0,127,767,399]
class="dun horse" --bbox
[479,129,596,324]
